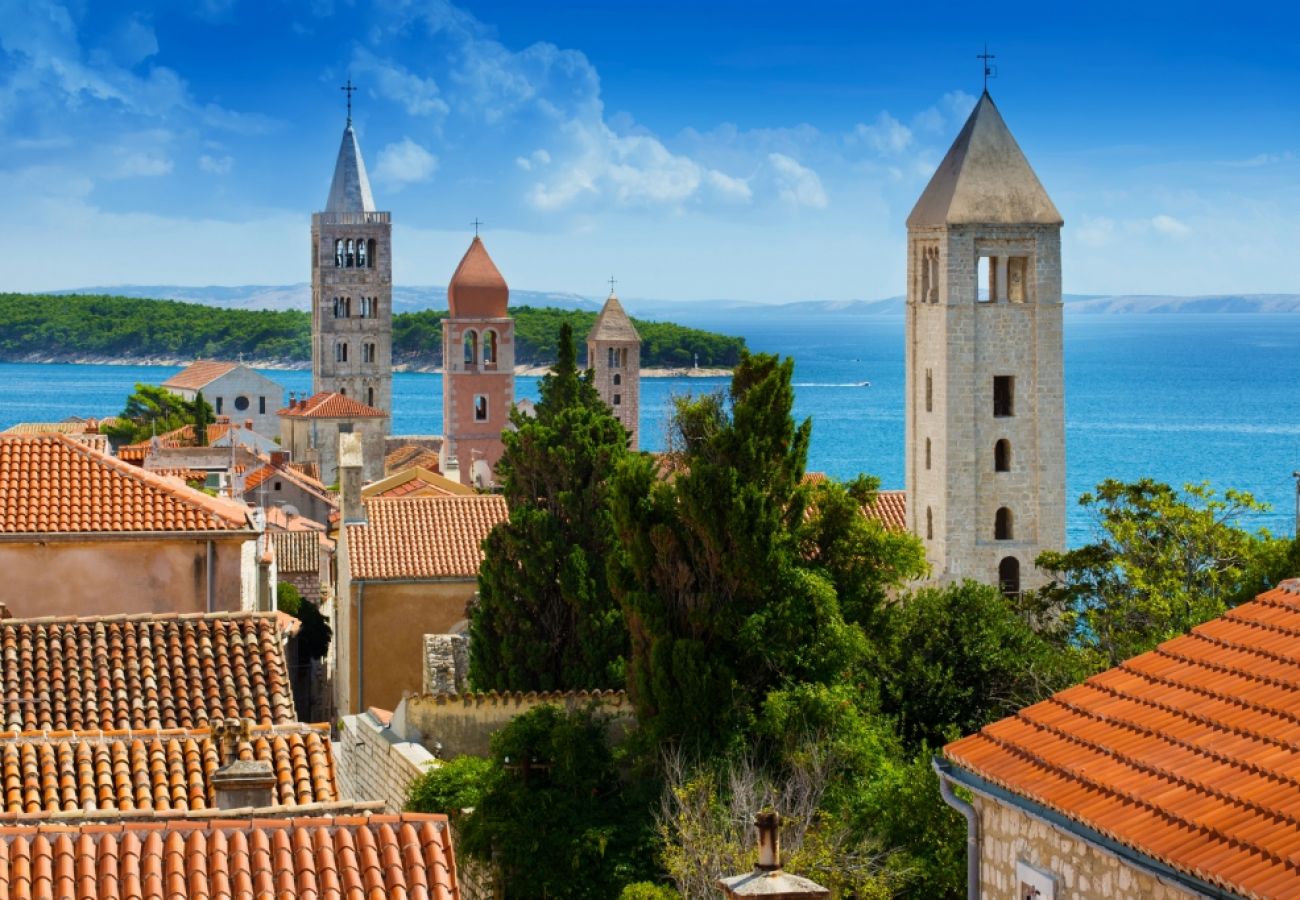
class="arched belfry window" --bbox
[483,330,498,369]
[463,330,478,366]
[367,239,377,268]
[999,557,1021,597]
[613,373,621,386]
[334,239,344,268]
[357,239,368,268]
[995,439,1011,472]
[995,507,1014,541]
[346,239,356,268]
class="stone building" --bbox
[586,290,641,449]
[310,113,393,422]
[440,236,515,487]
[939,579,1300,899]
[160,360,285,438]
[904,91,1065,594]
[278,391,387,484]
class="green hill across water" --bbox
[0,294,745,369]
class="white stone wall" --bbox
[588,338,640,449]
[974,795,1200,899]
[170,367,285,438]
[333,710,437,813]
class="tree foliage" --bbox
[405,755,494,815]
[276,582,333,662]
[103,383,214,444]
[470,324,630,690]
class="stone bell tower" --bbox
[440,236,515,487]
[904,91,1065,594]
[586,289,641,449]
[310,108,393,427]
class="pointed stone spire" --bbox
[325,123,376,213]
[588,292,640,343]
[907,92,1061,227]
[448,236,509,318]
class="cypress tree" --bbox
[469,323,631,690]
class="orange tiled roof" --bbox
[347,495,508,580]
[277,391,386,419]
[385,443,443,475]
[270,531,324,574]
[243,461,332,498]
[0,435,251,533]
[365,467,475,500]
[863,489,906,531]
[160,360,239,391]
[945,580,1300,899]
[264,506,326,532]
[0,723,335,817]
[0,812,460,899]
[0,611,295,731]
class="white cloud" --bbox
[705,169,752,203]
[852,112,912,155]
[351,48,449,118]
[373,138,438,189]
[199,154,233,175]
[515,148,550,171]
[111,152,173,178]
[767,153,827,209]
[1151,214,1191,237]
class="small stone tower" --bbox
[586,290,641,449]
[904,91,1065,594]
[440,236,515,487]
[311,115,393,427]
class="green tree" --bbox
[194,390,212,446]
[103,383,214,444]
[470,323,631,690]
[1036,478,1293,666]
[276,582,332,662]
[607,352,862,753]
[406,755,494,815]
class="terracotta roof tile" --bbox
[0,435,251,533]
[159,361,239,391]
[945,581,1300,898]
[277,392,386,419]
[0,611,295,731]
[864,490,906,531]
[347,496,507,580]
[385,445,443,476]
[0,812,459,899]
[242,461,332,499]
[365,467,474,500]
[0,724,335,817]
[119,423,235,459]
[269,531,323,574]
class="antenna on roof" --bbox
[977,44,997,91]
[341,77,357,126]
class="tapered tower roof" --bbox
[448,236,509,318]
[587,293,640,343]
[325,123,376,213]
[907,92,1061,228]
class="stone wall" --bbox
[333,709,437,813]
[424,634,470,694]
[402,690,633,759]
[973,794,1200,899]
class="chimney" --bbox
[245,419,254,431]
[717,812,829,900]
[339,431,366,525]
[209,718,276,810]
[270,450,290,468]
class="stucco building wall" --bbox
[169,368,285,439]
[281,415,386,485]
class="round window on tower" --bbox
[234,395,250,412]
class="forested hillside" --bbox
[0,294,744,368]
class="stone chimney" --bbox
[270,450,290,468]
[339,431,366,525]
[210,718,276,810]
[717,812,829,899]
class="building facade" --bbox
[586,291,641,449]
[440,236,515,487]
[161,361,285,438]
[904,91,1065,594]
[310,116,393,424]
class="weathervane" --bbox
[608,275,617,294]
[472,218,484,236]
[341,78,357,124]
[977,44,997,91]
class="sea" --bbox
[1,311,1297,547]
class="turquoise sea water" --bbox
[1,312,1297,545]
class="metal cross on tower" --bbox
[341,78,357,124]
[608,275,617,294]
[471,218,483,236]
[977,45,997,91]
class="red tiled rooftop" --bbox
[945,580,1300,898]
[0,435,251,534]
[385,444,442,476]
[0,611,296,731]
[347,495,508,580]
[270,531,324,574]
[277,391,386,419]
[0,812,459,899]
[863,489,906,531]
[159,360,239,391]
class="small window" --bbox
[613,394,621,406]
[608,347,617,368]
[234,395,250,412]
[336,342,348,363]
[995,439,1011,472]
[357,239,368,268]
[274,480,282,491]
[977,255,993,302]
[926,506,933,540]
[367,239,377,268]
[483,330,497,368]
[367,387,375,407]
[613,373,621,386]
[1016,860,1056,900]
[1000,557,1021,598]
[464,330,478,366]
[215,397,223,414]
[925,438,931,470]
[474,395,488,421]
[259,396,266,414]
[993,376,1014,417]
[925,369,933,413]
[363,343,376,363]
[346,239,356,268]
[995,507,1014,541]
[338,422,353,434]
[334,239,344,268]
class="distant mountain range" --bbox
[50,285,1300,318]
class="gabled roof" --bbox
[347,495,508,580]
[907,91,1062,228]
[0,435,251,534]
[325,122,377,213]
[447,236,509,319]
[0,610,296,731]
[364,466,475,500]
[270,530,327,574]
[243,460,333,500]
[864,490,906,531]
[159,360,238,391]
[0,722,336,817]
[587,292,641,344]
[0,813,460,899]
[278,392,387,419]
[385,443,444,476]
[945,580,1300,898]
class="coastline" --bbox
[3,354,732,378]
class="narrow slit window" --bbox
[977,255,992,302]
[995,507,1014,540]
[926,506,933,540]
[925,369,933,413]
[474,395,488,422]
[995,439,1011,472]
[925,437,931,470]
[993,376,1014,417]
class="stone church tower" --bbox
[586,290,641,449]
[440,236,515,487]
[905,91,1065,594]
[310,116,393,426]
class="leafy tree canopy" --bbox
[103,383,213,445]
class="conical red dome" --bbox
[447,236,509,318]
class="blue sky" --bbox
[2,0,1298,301]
